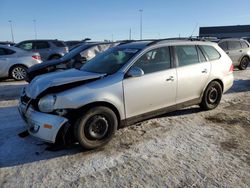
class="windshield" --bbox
[81,48,139,74]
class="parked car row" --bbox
[1,37,248,81]
[0,44,41,80]
[18,38,234,149]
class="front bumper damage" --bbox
[18,102,68,143]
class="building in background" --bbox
[199,25,250,38]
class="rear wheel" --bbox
[10,65,27,80]
[200,81,222,110]
[74,106,118,149]
[238,56,249,70]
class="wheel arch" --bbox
[70,101,122,127]
[8,64,28,77]
[201,79,224,100]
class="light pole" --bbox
[129,28,132,40]
[139,9,143,40]
[8,20,14,43]
[33,19,37,39]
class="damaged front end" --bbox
[18,69,105,145]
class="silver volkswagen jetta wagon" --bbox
[19,39,234,149]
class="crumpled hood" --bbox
[25,69,105,99]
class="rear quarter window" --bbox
[240,41,249,49]
[52,41,66,47]
[200,45,221,61]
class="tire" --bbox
[200,81,222,110]
[10,65,27,81]
[238,56,249,70]
[49,55,61,60]
[74,106,118,149]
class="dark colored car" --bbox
[15,39,68,61]
[26,42,118,82]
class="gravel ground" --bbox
[0,68,249,188]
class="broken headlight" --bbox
[38,95,56,113]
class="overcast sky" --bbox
[1,0,250,42]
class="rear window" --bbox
[200,45,221,61]
[52,41,66,47]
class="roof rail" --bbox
[147,37,207,46]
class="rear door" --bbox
[227,40,243,66]
[123,46,177,118]
[175,45,211,104]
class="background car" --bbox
[0,45,41,80]
[218,38,250,70]
[0,41,15,46]
[26,42,119,82]
[15,39,68,61]
[65,38,91,50]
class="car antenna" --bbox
[189,23,199,39]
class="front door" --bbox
[123,46,177,118]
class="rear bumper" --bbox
[18,102,68,143]
[222,73,234,93]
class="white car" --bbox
[0,45,42,80]
[19,39,234,149]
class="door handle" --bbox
[226,52,229,54]
[239,50,243,53]
[202,69,208,73]
[166,76,174,81]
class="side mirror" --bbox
[126,67,144,77]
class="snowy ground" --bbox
[0,68,249,188]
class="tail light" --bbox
[229,63,234,72]
[64,47,69,53]
[32,55,41,61]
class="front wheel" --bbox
[10,65,27,80]
[238,56,249,70]
[74,106,118,149]
[200,81,222,110]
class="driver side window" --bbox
[132,47,171,74]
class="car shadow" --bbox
[0,104,203,168]
[226,80,250,94]
[0,105,89,168]
[0,83,26,101]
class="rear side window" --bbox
[218,42,228,51]
[34,41,50,49]
[0,48,15,55]
[175,45,199,66]
[201,45,221,61]
[17,42,33,50]
[0,48,6,55]
[228,41,241,50]
[240,41,249,49]
[52,41,66,47]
